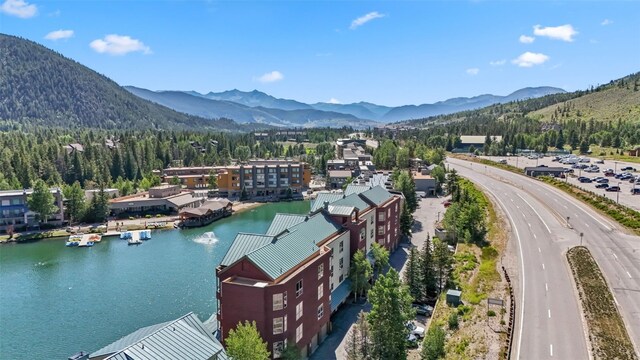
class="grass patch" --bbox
[567,246,638,360]
[0,229,69,243]
[582,145,640,164]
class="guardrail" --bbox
[502,266,515,360]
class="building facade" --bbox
[217,160,311,199]
[0,188,64,233]
[216,185,403,359]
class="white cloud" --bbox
[512,52,550,67]
[328,98,341,104]
[350,11,385,29]
[90,34,151,55]
[45,29,74,41]
[256,71,284,83]
[533,24,578,42]
[0,0,37,18]
[466,68,480,75]
[601,19,612,26]
[519,35,535,44]
[489,59,506,66]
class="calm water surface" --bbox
[0,201,309,359]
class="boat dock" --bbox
[121,230,151,245]
[66,233,102,247]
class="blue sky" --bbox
[2,0,639,106]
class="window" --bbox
[387,209,390,219]
[339,241,344,253]
[378,226,384,235]
[296,280,303,297]
[273,293,284,311]
[273,317,284,334]
[318,264,324,279]
[370,229,374,238]
[296,301,303,320]
[339,274,344,282]
[296,324,303,343]
[318,283,324,299]
[339,258,344,269]
[317,304,324,319]
[370,216,374,224]
[378,213,385,222]
[273,341,285,358]
[360,228,366,241]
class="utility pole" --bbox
[617,182,621,203]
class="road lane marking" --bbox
[554,198,559,202]
[538,247,541,253]
[545,283,548,292]
[612,253,618,260]
[516,194,551,233]
[563,205,568,209]
[475,184,526,360]
[510,198,514,202]
[585,223,590,228]
[548,309,551,318]
[542,263,545,270]
[528,223,531,228]
[550,344,554,357]
[516,205,520,209]
[627,271,632,279]
[534,234,537,239]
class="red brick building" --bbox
[216,185,403,359]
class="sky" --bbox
[1,0,639,106]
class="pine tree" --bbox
[404,247,422,301]
[27,179,58,223]
[368,269,415,360]
[420,326,446,360]
[371,242,390,279]
[345,311,371,360]
[400,202,413,237]
[420,235,437,299]
[63,181,85,224]
[432,238,453,293]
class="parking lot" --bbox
[482,155,640,211]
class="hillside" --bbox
[381,87,565,122]
[197,89,312,111]
[128,87,377,128]
[395,73,640,128]
[530,74,640,123]
[0,34,260,131]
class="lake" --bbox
[0,201,310,359]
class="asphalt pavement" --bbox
[447,157,640,359]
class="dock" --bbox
[67,233,102,247]
[121,230,151,245]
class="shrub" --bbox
[155,214,162,218]
[145,214,152,218]
[487,310,496,317]
[448,312,459,330]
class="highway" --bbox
[446,157,640,359]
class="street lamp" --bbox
[617,182,621,204]
[580,232,584,246]
[614,161,618,173]
[566,216,570,227]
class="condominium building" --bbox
[216,184,403,359]
[0,188,64,233]
[217,160,311,199]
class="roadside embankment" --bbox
[566,246,638,360]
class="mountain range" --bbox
[127,86,566,127]
[0,33,567,131]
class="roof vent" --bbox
[323,201,329,210]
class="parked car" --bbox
[596,178,609,184]
[412,303,434,317]
[406,322,426,338]
[406,333,419,348]
[595,183,609,189]
[498,159,507,164]
[578,177,592,183]
[621,166,636,171]
[606,186,621,192]
[604,171,615,177]
[595,159,605,164]
[632,188,640,195]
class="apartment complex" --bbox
[0,188,65,233]
[160,160,311,199]
[217,160,311,199]
[216,184,403,359]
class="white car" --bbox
[406,322,425,338]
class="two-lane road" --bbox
[448,157,640,358]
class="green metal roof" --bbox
[266,214,308,235]
[333,193,370,211]
[246,211,342,280]
[328,205,356,216]
[93,313,228,360]
[220,233,274,267]
[310,192,345,212]
[344,184,371,196]
[359,185,394,206]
